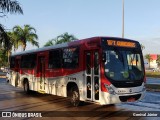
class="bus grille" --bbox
[112,81,142,88]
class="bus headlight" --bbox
[104,83,116,95]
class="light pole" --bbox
[122,0,124,38]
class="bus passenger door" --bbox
[84,51,100,102]
[15,58,20,87]
[38,56,46,91]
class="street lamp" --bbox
[122,0,124,38]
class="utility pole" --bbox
[122,0,124,38]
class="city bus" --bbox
[8,37,146,106]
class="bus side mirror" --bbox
[102,52,106,62]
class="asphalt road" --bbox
[0,78,160,120]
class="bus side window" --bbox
[10,56,15,68]
[63,47,79,69]
[48,50,62,69]
[20,54,36,69]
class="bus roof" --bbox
[11,37,139,56]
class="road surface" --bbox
[146,77,160,84]
[0,78,160,120]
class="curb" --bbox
[145,84,160,92]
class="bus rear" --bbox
[100,38,145,104]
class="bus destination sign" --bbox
[107,40,136,48]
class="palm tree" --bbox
[0,0,23,50]
[44,39,55,47]
[156,55,160,67]
[145,54,153,68]
[13,25,39,51]
[0,25,11,51]
[0,49,8,67]
[0,0,23,15]
[7,31,23,62]
[56,32,77,44]
[7,31,20,51]
[43,32,78,47]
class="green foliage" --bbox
[7,31,20,51]
[156,55,160,67]
[44,32,78,47]
[13,25,39,51]
[145,54,153,68]
[0,0,23,51]
[44,39,55,47]
[56,32,77,44]
[0,25,11,51]
[0,49,8,67]
[0,0,23,15]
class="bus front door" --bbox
[38,56,45,91]
[85,51,100,102]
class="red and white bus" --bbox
[9,37,146,106]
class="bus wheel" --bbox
[23,80,30,94]
[70,87,80,107]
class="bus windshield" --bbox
[104,48,144,81]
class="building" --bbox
[144,54,158,69]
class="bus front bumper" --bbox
[100,90,146,105]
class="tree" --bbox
[0,49,8,67]
[13,25,39,51]
[145,54,153,68]
[44,39,55,47]
[156,55,160,67]
[44,32,78,47]
[7,31,20,51]
[56,32,77,44]
[6,31,22,63]
[0,0,23,15]
[0,25,11,51]
[0,0,23,50]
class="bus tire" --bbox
[23,80,30,94]
[69,86,83,107]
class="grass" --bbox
[145,71,160,78]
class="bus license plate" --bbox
[127,98,135,102]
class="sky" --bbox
[1,0,160,55]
